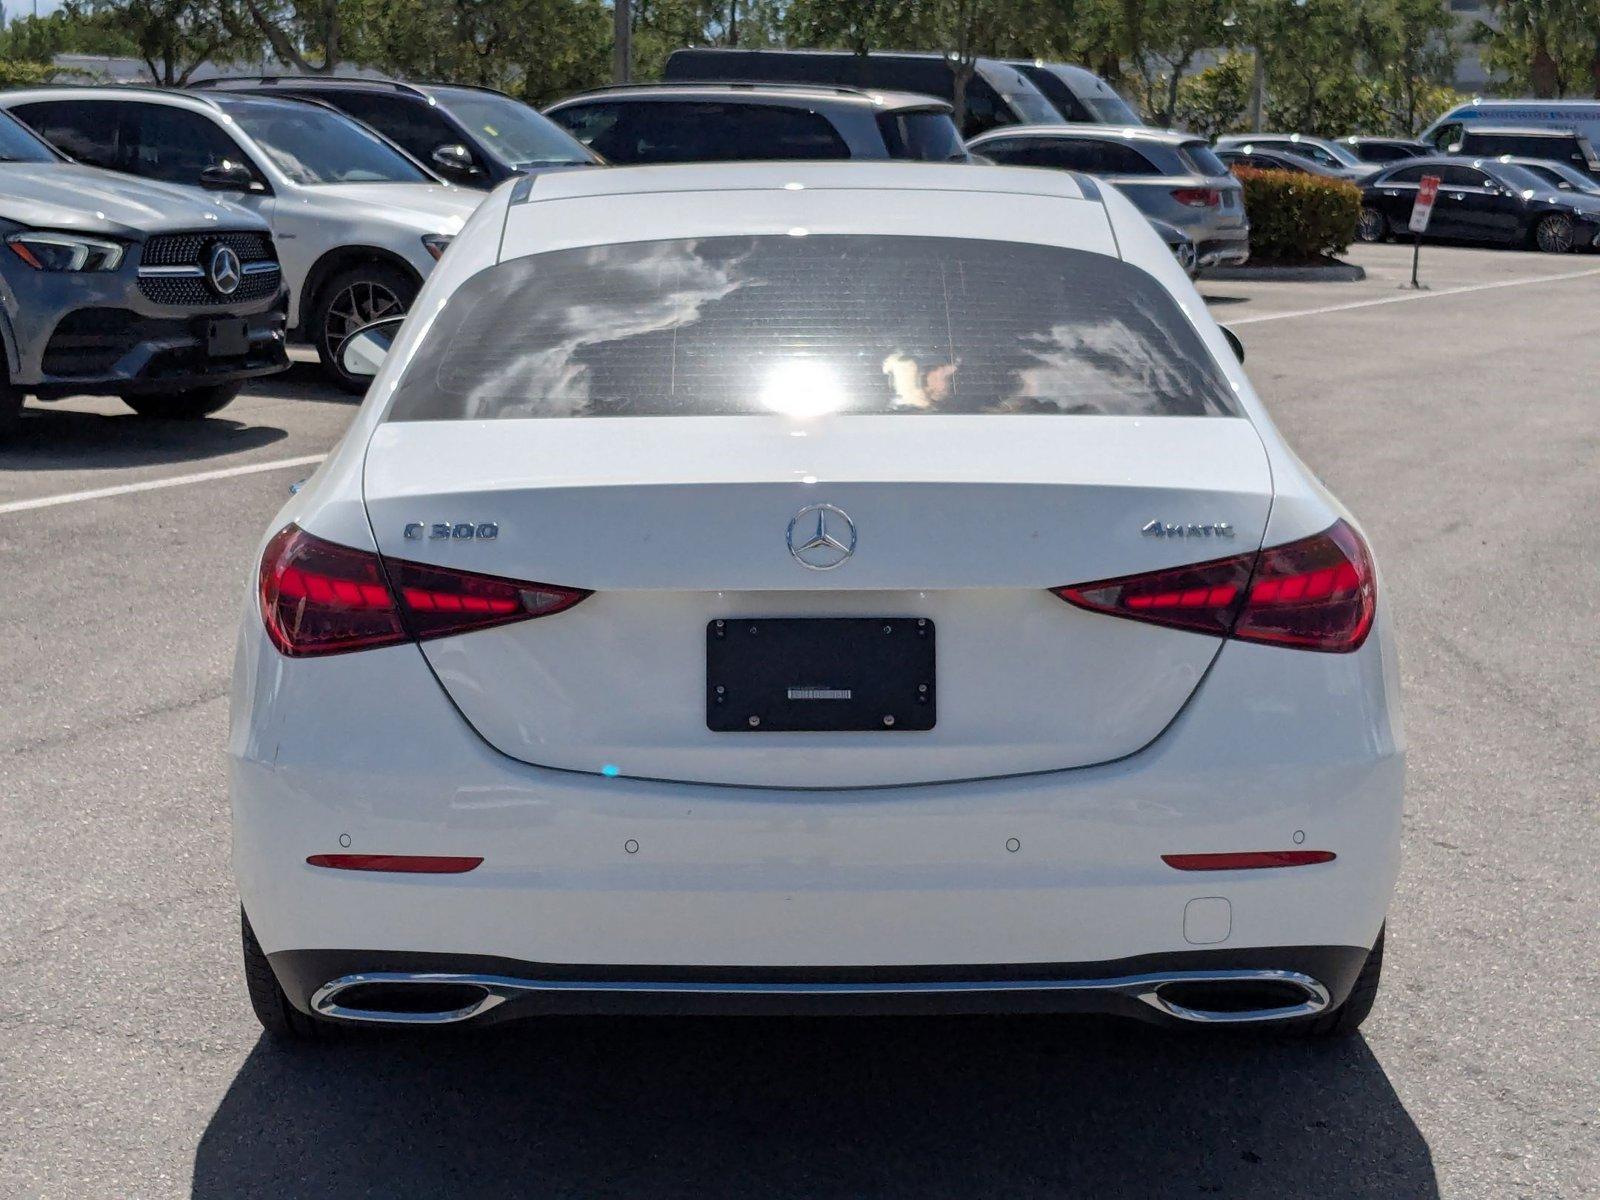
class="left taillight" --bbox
[1053,520,1376,653]
[1171,187,1221,208]
[258,524,589,657]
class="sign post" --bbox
[1407,174,1440,290]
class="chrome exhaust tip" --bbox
[1134,970,1331,1024]
[310,974,507,1025]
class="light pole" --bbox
[613,0,632,84]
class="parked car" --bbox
[1436,124,1600,180]
[661,48,1062,136]
[969,124,1248,270]
[1494,155,1600,195]
[0,107,286,435]
[546,84,969,163]
[1001,60,1142,124]
[1421,98,1600,158]
[1,87,481,390]
[234,161,1398,1042]
[1357,157,1600,252]
[1336,136,1430,164]
[1215,145,1356,181]
[1214,133,1375,181]
[191,76,600,189]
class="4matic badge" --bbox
[1141,519,1235,539]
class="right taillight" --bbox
[1053,520,1375,653]
[1172,187,1221,208]
[259,524,589,658]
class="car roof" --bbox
[1218,132,1334,144]
[0,84,224,113]
[549,82,952,114]
[1458,125,1580,137]
[968,122,1197,146]
[1340,135,1426,145]
[193,76,513,102]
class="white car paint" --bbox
[231,163,1403,1030]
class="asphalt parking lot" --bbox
[2,240,1596,1199]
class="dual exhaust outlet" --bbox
[309,968,1331,1027]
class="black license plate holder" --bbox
[707,617,935,732]
[206,317,249,358]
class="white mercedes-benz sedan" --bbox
[231,163,1402,1040]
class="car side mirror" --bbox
[199,159,259,192]
[430,143,483,178]
[338,316,405,380]
[1221,326,1245,364]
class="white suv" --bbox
[2,88,481,389]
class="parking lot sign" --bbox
[1409,175,1441,233]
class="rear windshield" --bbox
[1180,143,1229,176]
[1462,131,1589,161]
[876,110,968,162]
[385,234,1238,421]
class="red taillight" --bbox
[1162,851,1336,870]
[1053,520,1376,653]
[307,854,483,873]
[259,524,590,657]
[1172,187,1221,207]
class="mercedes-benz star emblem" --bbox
[787,503,857,571]
[207,243,242,296]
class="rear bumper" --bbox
[1197,234,1251,268]
[275,944,1367,1027]
[231,594,1405,1023]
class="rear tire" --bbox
[311,262,416,393]
[122,382,242,420]
[1357,206,1388,243]
[1300,925,1384,1038]
[241,908,338,1042]
[1534,213,1575,254]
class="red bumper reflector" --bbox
[306,854,483,874]
[1162,850,1336,871]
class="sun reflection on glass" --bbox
[759,360,843,419]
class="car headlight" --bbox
[421,233,454,261]
[5,231,125,272]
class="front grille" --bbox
[142,230,274,267]
[138,267,280,307]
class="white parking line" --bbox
[0,453,326,516]
[1226,264,1600,325]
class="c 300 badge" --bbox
[403,522,499,541]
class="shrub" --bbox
[1231,167,1361,263]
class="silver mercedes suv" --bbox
[0,109,287,435]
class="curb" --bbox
[1202,262,1366,282]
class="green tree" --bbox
[1172,52,1254,136]
[1476,0,1586,96]
[1133,0,1236,125]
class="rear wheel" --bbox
[241,909,338,1042]
[312,262,416,393]
[121,382,242,420]
[1357,206,1388,243]
[1300,925,1384,1038]
[1534,213,1575,254]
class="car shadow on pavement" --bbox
[1,406,287,471]
[261,359,363,406]
[191,1014,1438,1199]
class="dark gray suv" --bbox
[0,109,287,434]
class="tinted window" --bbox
[875,110,967,161]
[219,100,429,184]
[1356,142,1416,162]
[316,91,463,166]
[1179,143,1229,176]
[1459,132,1590,167]
[552,101,849,163]
[431,90,593,167]
[989,138,1157,175]
[1381,164,1428,184]
[10,100,120,169]
[386,235,1238,422]
[123,103,255,186]
[0,108,57,162]
[1437,164,1490,187]
[1018,66,1091,121]
[1271,140,1340,167]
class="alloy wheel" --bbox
[1536,214,1574,254]
[321,279,406,365]
[1357,208,1386,243]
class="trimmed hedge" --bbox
[1230,166,1361,263]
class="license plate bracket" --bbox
[206,317,249,358]
[706,617,935,732]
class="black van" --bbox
[1439,124,1600,180]
[662,48,1061,137]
